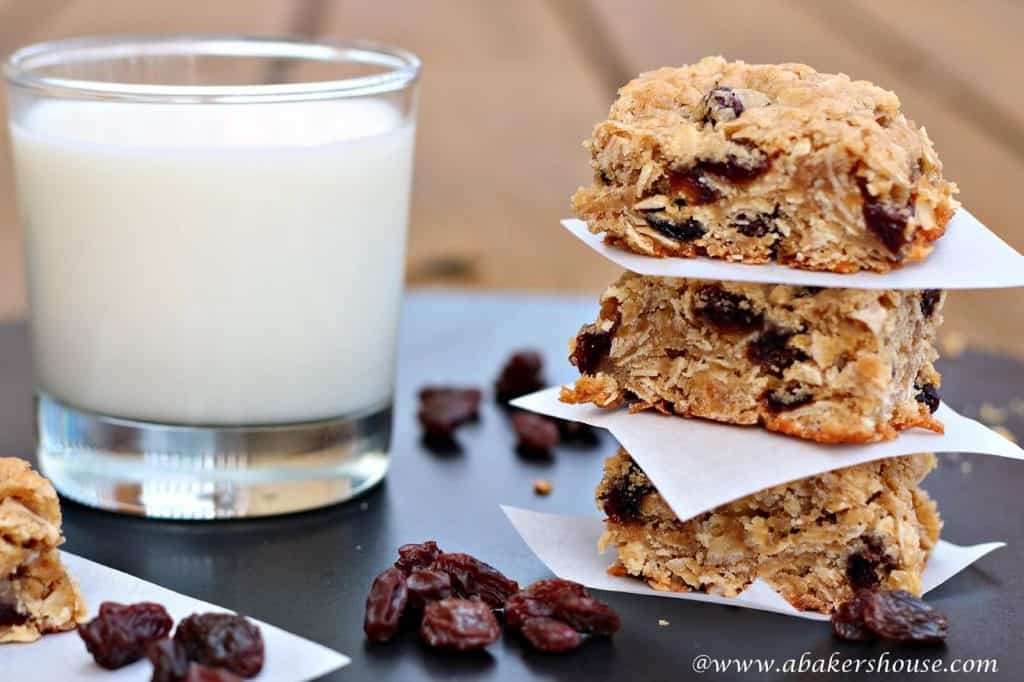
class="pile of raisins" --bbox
[832,589,948,643]
[365,541,620,655]
[418,349,598,456]
[78,601,264,680]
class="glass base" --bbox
[35,393,391,519]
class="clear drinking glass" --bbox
[4,36,420,518]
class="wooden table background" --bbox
[1,1,1022,354]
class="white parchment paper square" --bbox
[563,209,1024,289]
[502,506,1004,621]
[512,387,1024,523]
[4,553,349,681]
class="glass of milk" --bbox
[4,36,420,518]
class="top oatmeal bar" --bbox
[572,57,959,273]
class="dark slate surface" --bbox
[0,291,1020,681]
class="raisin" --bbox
[644,212,707,241]
[697,152,770,183]
[395,540,443,574]
[512,412,560,454]
[556,419,599,447]
[668,168,720,205]
[701,86,744,126]
[915,383,940,413]
[571,327,613,375]
[831,590,876,642]
[520,617,584,652]
[599,461,654,523]
[747,329,807,378]
[148,638,192,682]
[694,286,763,329]
[731,211,774,237]
[495,350,545,403]
[763,386,813,412]
[862,590,948,643]
[420,598,501,651]
[920,289,942,318]
[174,614,264,678]
[183,665,243,682]
[406,569,453,609]
[0,602,27,627]
[846,535,890,590]
[430,553,520,607]
[505,579,589,630]
[859,182,914,254]
[551,594,621,635]
[78,602,173,670]
[363,567,409,643]
[417,387,482,438]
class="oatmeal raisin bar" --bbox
[597,449,941,614]
[0,458,87,643]
[562,273,944,443]
[572,57,959,273]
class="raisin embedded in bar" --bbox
[562,273,945,444]
[572,57,959,273]
[596,449,942,614]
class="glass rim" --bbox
[4,34,421,104]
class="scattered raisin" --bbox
[520,617,584,652]
[859,182,914,254]
[430,553,520,607]
[668,168,720,205]
[831,590,876,642]
[512,412,560,454]
[420,598,501,651]
[694,286,763,329]
[417,387,482,438]
[79,601,174,670]
[697,151,770,183]
[731,211,774,238]
[747,328,807,378]
[556,419,599,447]
[571,327,613,375]
[763,386,814,412]
[406,569,454,609]
[495,350,545,403]
[395,540,443,575]
[363,567,409,643]
[505,579,589,630]
[599,461,654,523]
[174,613,264,678]
[183,665,243,682]
[644,212,707,241]
[920,289,942,318]
[701,86,745,126]
[846,535,890,590]
[550,594,621,636]
[148,638,192,682]
[862,590,948,643]
[915,383,940,413]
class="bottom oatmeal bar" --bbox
[596,449,941,614]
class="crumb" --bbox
[939,331,967,358]
[356,545,363,551]
[979,402,1007,425]
[992,425,1017,443]
[960,460,974,475]
[360,502,369,511]
[658,619,670,627]
[1009,399,1024,417]
[533,479,553,496]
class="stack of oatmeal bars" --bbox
[559,57,964,614]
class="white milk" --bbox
[11,99,415,425]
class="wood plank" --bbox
[314,0,621,295]
[589,0,1024,356]
[0,0,304,321]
